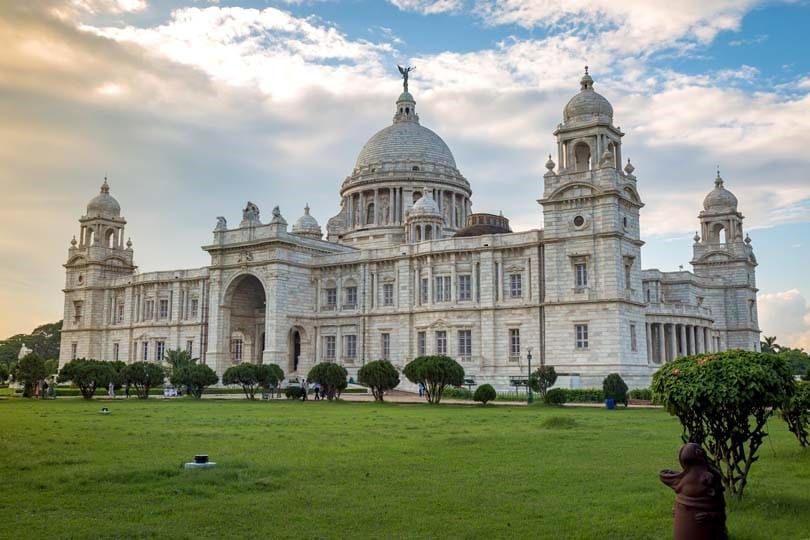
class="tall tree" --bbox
[761,336,781,354]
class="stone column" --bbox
[451,192,456,228]
[472,260,479,304]
[427,257,433,305]
[697,326,704,353]
[679,324,687,358]
[646,323,652,363]
[450,254,457,302]
[705,327,712,353]
[687,325,694,355]
[373,189,379,225]
[668,323,677,362]
[657,323,666,363]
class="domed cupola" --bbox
[291,204,323,239]
[86,179,121,219]
[563,67,614,125]
[405,188,444,243]
[703,171,738,213]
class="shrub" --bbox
[473,384,496,405]
[781,381,810,447]
[652,351,793,498]
[0,363,8,383]
[443,386,473,400]
[121,362,166,399]
[308,363,348,401]
[170,364,218,399]
[529,366,557,401]
[258,364,285,392]
[629,388,653,401]
[285,386,304,400]
[403,355,464,404]
[558,389,603,403]
[13,354,47,397]
[544,388,567,405]
[602,374,628,405]
[222,363,261,399]
[57,359,116,399]
[357,360,400,401]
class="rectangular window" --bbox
[630,324,637,352]
[117,303,124,323]
[159,299,169,319]
[71,343,78,360]
[420,278,429,304]
[156,340,165,362]
[509,329,521,358]
[383,283,394,306]
[231,339,243,362]
[142,342,149,361]
[186,340,193,355]
[458,330,472,358]
[458,274,471,301]
[345,286,357,308]
[434,276,451,302]
[73,301,83,324]
[324,336,336,360]
[417,331,426,356]
[113,343,119,362]
[190,298,199,318]
[381,333,390,360]
[326,288,337,308]
[575,264,588,288]
[625,262,632,289]
[344,335,357,360]
[509,274,522,298]
[575,324,589,349]
[436,330,447,355]
[144,300,154,319]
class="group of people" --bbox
[33,379,56,399]
[299,379,330,400]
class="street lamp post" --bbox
[527,347,533,404]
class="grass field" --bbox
[0,398,808,539]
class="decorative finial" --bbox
[584,65,589,75]
[693,231,700,243]
[715,167,724,188]
[126,237,132,249]
[679,265,683,271]
[624,158,635,175]
[70,235,77,247]
[101,176,110,194]
[545,154,555,171]
[744,234,752,245]
[397,65,415,93]
[304,203,310,215]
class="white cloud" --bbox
[758,289,810,350]
[388,0,463,14]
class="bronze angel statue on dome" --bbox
[397,65,415,92]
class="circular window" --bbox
[77,275,84,284]
[573,215,585,227]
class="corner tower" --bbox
[691,172,760,351]
[539,69,649,386]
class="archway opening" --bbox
[225,274,266,365]
[574,142,591,172]
[289,329,302,373]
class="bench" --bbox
[509,376,530,392]
[462,378,476,391]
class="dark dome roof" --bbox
[453,224,511,237]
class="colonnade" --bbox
[645,321,718,364]
[345,187,471,229]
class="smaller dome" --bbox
[291,204,322,238]
[703,173,738,212]
[564,68,613,123]
[408,190,442,219]
[454,212,511,237]
[86,179,121,218]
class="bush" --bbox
[544,388,567,405]
[0,363,8,383]
[781,381,810,447]
[442,386,473,400]
[602,374,628,405]
[560,389,604,403]
[403,355,464,404]
[308,363,348,400]
[170,364,218,399]
[473,384,496,405]
[222,363,262,399]
[57,359,116,399]
[629,388,653,401]
[652,351,793,498]
[285,386,304,400]
[357,360,400,401]
[529,366,557,401]
[121,362,166,399]
[13,354,47,397]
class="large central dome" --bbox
[355,121,457,170]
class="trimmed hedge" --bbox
[544,388,567,405]
[629,388,653,400]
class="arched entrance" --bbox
[288,327,305,374]
[224,274,266,365]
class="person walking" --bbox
[301,378,308,401]
[418,382,424,398]
[108,381,115,399]
[313,382,321,401]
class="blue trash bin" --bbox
[605,398,615,410]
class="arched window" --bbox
[425,225,432,240]
[88,229,96,246]
[366,203,375,225]
[105,229,116,248]
[413,191,422,203]
[574,142,591,172]
[710,223,726,244]
[415,225,422,241]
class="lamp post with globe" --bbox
[527,347,533,404]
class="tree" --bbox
[257,364,285,393]
[781,381,810,447]
[57,359,115,399]
[170,364,219,399]
[403,355,464,404]
[473,384,496,405]
[14,354,47,397]
[0,363,8,383]
[761,335,781,354]
[357,360,400,401]
[163,349,198,394]
[0,320,62,367]
[651,351,793,498]
[121,362,166,399]
[529,366,557,401]
[222,363,261,399]
[308,362,348,400]
[776,348,810,378]
[602,373,628,406]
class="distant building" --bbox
[59,69,760,388]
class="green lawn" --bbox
[0,398,808,539]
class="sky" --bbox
[0,0,809,349]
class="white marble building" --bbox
[59,70,760,389]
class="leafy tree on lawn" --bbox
[357,360,400,401]
[308,362,348,400]
[257,364,285,394]
[108,360,127,390]
[170,364,219,399]
[760,335,781,354]
[781,381,810,447]
[0,363,8,383]
[652,351,793,498]
[529,366,557,401]
[163,349,198,394]
[122,362,166,399]
[57,359,115,399]
[602,373,628,406]
[473,384,496,405]
[14,354,47,397]
[776,348,810,378]
[403,355,464,404]
[222,363,262,399]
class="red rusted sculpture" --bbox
[659,443,727,540]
